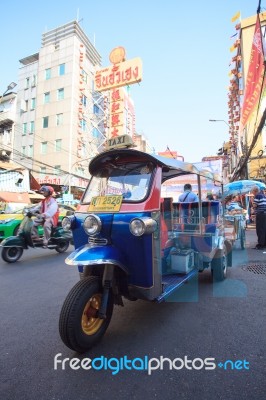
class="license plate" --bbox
[88,195,123,212]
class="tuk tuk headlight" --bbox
[129,217,157,236]
[83,214,102,236]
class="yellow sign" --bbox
[88,195,123,212]
[109,47,126,64]
[94,58,142,92]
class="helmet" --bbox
[40,185,54,196]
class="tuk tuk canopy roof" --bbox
[89,148,223,183]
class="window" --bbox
[57,88,64,100]
[44,92,50,104]
[80,119,87,132]
[25,100,29,112]
[22,146,26,155]
[93,104,100,114]
[81,94,87,107]
[59,63,65,76]
[31,98,36,110]
[43,116,49,128]
[25,78,30,89]
[28,145,33,157]
[40,167,46,175]
[41,142,47,154]
[56,113,63,126]
[32,75,37,87]
[23,123,27,135]
[54,165,61,175]
[55,139,62,152]
[45,68,51,80]
[81,70,88,84]
[93,128,100,138]
[29,121,35,134]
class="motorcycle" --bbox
[0,210,73,263]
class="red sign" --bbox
[241,15,266,128]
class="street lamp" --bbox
[1,82,17,98]
[0,82,17,107]
[209,119,229,127]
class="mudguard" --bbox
[65,244,129,273]
[1,235,26,248]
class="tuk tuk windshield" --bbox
[82,162,154,203]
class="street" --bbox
[0,227,265,400]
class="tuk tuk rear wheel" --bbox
[240,228,246,250]
[211,248,227,281]
[2,247,23,263]
[59,276,113,353]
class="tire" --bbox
[59,276,114,353]
[211,247,227,281]
[55,241,69,253]
[2,247,23,263]
[240,228,246,250]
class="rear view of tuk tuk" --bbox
[59,138,232,353]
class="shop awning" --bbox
[29,172,41,191]
[0,192,30,203]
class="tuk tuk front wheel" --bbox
[211,248,227,281]
[2,247,23,263]
[59,276,114,353]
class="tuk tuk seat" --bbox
[173,201,220,233]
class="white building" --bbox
[13,20,105,197]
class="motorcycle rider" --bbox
[31,186,59,247]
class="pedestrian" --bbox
[226,195,243,211]
[31,186,59,247]
[178,183,199,202]
[251,185,266,249]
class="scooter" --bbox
[0,211,73,263]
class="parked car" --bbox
[0,203,75,241]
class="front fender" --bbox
[65,244,128,273]
[1,235,26,247]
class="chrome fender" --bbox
[65,244,128,273]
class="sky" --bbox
[1,0,262,162]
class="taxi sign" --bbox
[105,134,135,150]
[88,195,123,212]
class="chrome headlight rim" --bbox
[129,217,157,236]
[83,214,102,236]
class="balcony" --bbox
[0,110,16,129]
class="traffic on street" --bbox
[1,227,265,400]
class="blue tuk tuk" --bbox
[60,135,232,353]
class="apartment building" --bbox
[13,20,105,197]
